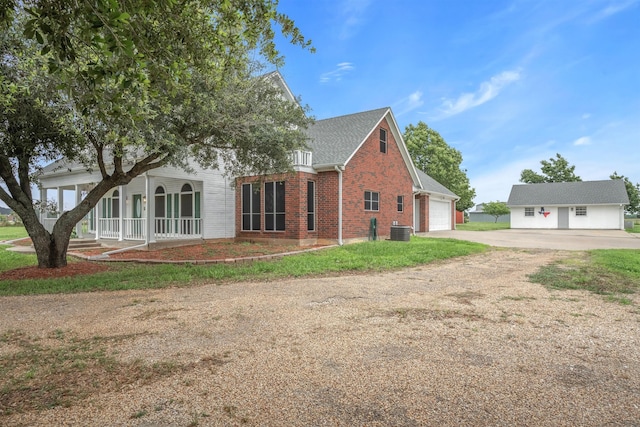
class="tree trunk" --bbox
[31,227,72,268]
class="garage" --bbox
[429,199,452,231]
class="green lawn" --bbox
[0,237,487,296]
[528,249,640,305]
[0,226,28,241]
[456,222,510,231]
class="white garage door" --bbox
[429,199,451,231]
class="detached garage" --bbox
[414,169,458,232]
[507,180,628,230]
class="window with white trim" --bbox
[575,206,587,216]
[365,191,379,211]
[242,183,261,231]
[524,207,534,217]
[265,181,285,231]
[397,195,404,212]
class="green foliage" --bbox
[0,237,487,296]
[520,153,581,183]
[1,0,315,268]
[404,121,476,211]
[528,250,640,304]
[610,172,640,215]
[482,201,510,223]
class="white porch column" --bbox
[118,185,125,242]
[95,195,101,240]
[57,187,64,217]
[38,186,45,223]
[74,185,83,238]
[145,174,156,244]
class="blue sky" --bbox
[272,0,640,205]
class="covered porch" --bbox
[39,174,203,245]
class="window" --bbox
[111,190,120,218]
[525,207,534,217]
[364,191,379,211]
[397,195,404,212]
[265,181,285,231]
[307,181,315,231]
[155,186,166,234]
[242,183,261,231]
[380,128,387,153]
[576,206,587,216]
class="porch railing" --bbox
[97,217,201,240]
[124,218,146,240]
[290,150,312,167]
[154,217,202,239]
[98,218,120,239]
[42,218,57,233]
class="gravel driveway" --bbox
[2,248,639,426]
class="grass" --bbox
[0,236,487,296]
[456,222,510,231]
[528,249,640,304]
[0,226,28,241]
[0,329,185,415]
[628,222,640,234]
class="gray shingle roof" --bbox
[507,180,629,206]
[305,107,390,166]
[416,169,458,198]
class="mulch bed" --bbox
[2,240,326,281]
[0,262,110,281]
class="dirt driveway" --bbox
[2,248,639,426]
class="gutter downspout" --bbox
[335,166,344,246]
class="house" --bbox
[235,107,459,245]
[37,74,458,248]
[507,180,628,230]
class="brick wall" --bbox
[340,118,414,239]
[235,171,319,242]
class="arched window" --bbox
[155,186,166,234]
[180,184,193,218]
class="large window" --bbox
[524,207,534,217]
[265,181,285,231]
[364,191,379,211]
[380,128,387,153]
[397,195,404,212]
[307,181,315,231]
[576,206,587,216]
[242,183,261,231]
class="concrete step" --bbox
[68,239,103,251]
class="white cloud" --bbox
[581,113,591,119]
[393,91,424,116]
[436,70,521,118]
[337,0,372,39]
[591,0,639,22]
[573,136,591,146]
[319,62,355,83]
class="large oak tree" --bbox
[404,121,476,212]
[0,0,314,268]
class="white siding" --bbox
[429,199,451,231]
[510,205,625,229]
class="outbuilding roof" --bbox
[507,180,629,206]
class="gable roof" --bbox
[415,169,458,199]
[305,107,391,167]
[507,180,629,206]
[305,107,421,188]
